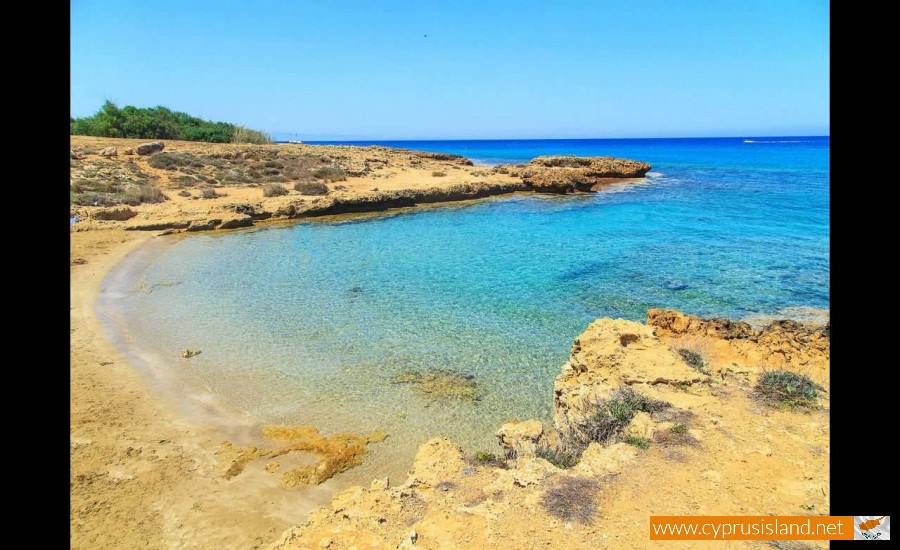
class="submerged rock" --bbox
[393,369,479,401]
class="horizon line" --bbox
[284,134,830,143]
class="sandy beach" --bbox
[71,230,345,549]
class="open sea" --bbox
[99,136,829,482]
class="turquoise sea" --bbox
[100,137,829,481]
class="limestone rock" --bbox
[648,308,753,339]
[553,318,704,435]
[573,442,638,477]
[408,438,463,486]
[219,217,253,230]
[501,156,651,193]
[136,141,165,155]
[647,308,830,374]
[624,412,654,439]
[496,419,544,458]
[99,146,118,157]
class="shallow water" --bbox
[100,137,829,482]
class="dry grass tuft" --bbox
[540,476,600,523]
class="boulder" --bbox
[136,141,165,155]
[99,146,118,157]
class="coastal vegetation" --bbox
[294,181,330,195]
[262,183,289,197]
[311,166,347,181]
[539,476,600,524]
[754,370,823,410]
[677,348,709,374]
[71,101,271,144]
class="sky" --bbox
[71,0,829,140]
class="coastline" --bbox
[71,138,829,549]
[70,138,659,549]
[71,230,341,549]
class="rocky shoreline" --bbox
[70,136,651,234]
[270,309,829,549]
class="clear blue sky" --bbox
[71,0,829,140]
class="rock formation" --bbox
[500,156,652,193]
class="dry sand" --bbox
[71,230,343,549]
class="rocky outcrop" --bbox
[136,141,165,155]
[647,308,830,375]
[501,156,651,193]
[647,308,754,339]
[269,309,831,549]
[553,318,705,440]
[297,181,529,218]
[99,146,118,157]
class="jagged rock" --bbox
[647,308,830,374]
[624,412,654,439]
[572,442,638,477]
[99,146,118,157]
[496,420,544,458]
[648,308,753,339]
[501,156,651,193]
[136,141,165,155]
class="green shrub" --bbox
[123,184,167,205]
[294,181,329,195]
[312,167,347,181]
[262,183,289,197]
[71,101,268,143]
[677,348,708,374]
[754,370,823,409]
[200,187,220,199]
[561,387,670,447]
[535,445,582,469]
[623,435,651,449]
[148,152,196,170]
[431,171,447,177]
[474,451,496,462]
